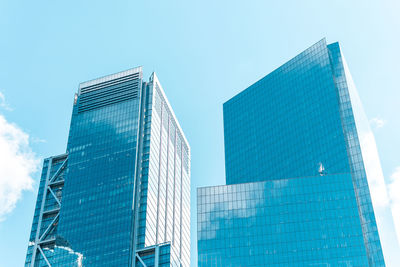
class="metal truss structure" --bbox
[135,243,171,267]
[30,154,68,267]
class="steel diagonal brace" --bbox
[136,254,148,267]
[38,245,52,267]
[49,159,67,183]
[47,187,61,206]
[39,213,59,242]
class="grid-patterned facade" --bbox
[198,39,386,266]
[223,39,350,185]
[25,67,190,266]
[327,42,384,265]
[135,73,191,267]
[198,174,369,266]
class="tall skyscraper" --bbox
[25,67,191,267]
[198,39,398,266]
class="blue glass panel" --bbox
[198,174,369,266]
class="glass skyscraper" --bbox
[198,39,398,266]
[25,67,191,267]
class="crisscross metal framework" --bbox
[135,243,162,267]
[30,154,68,267]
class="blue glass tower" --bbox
[25,67,191,266]
[198,39,397,266]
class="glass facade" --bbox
[198,174,369,266]
[25,67,190,266]
[135,73,191,267]
[224,39,350,185]
[198,39,389,266]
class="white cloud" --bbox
[0,114,40,221]
[370,117,386,129]
[0,92,12,111]
[55,246,83,267]
[388,167,400,246]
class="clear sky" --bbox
[0,1,399,266]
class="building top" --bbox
[224,38,327,107]
[76,66,190,153]
[222,38,350,185]
[78,66,143,94]
[150,72,190,152]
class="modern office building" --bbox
[198,39,398,266]
[25,67,191,267]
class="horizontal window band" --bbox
[80,87,139,105]
[80,73,140,93]
[78,94,138,113]
[78,95,138,112]
[80,74,140,94]
[79,91,139,109]
[79,88,139,106]
[80,79,139,99]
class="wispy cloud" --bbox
[31,136,47,144]
[388,167,400,246]
[370,117,386,129]
[0,92,13,111]
[0,114,40,221]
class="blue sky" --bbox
[0,1,399,266]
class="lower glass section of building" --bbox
[197,174,371,266]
